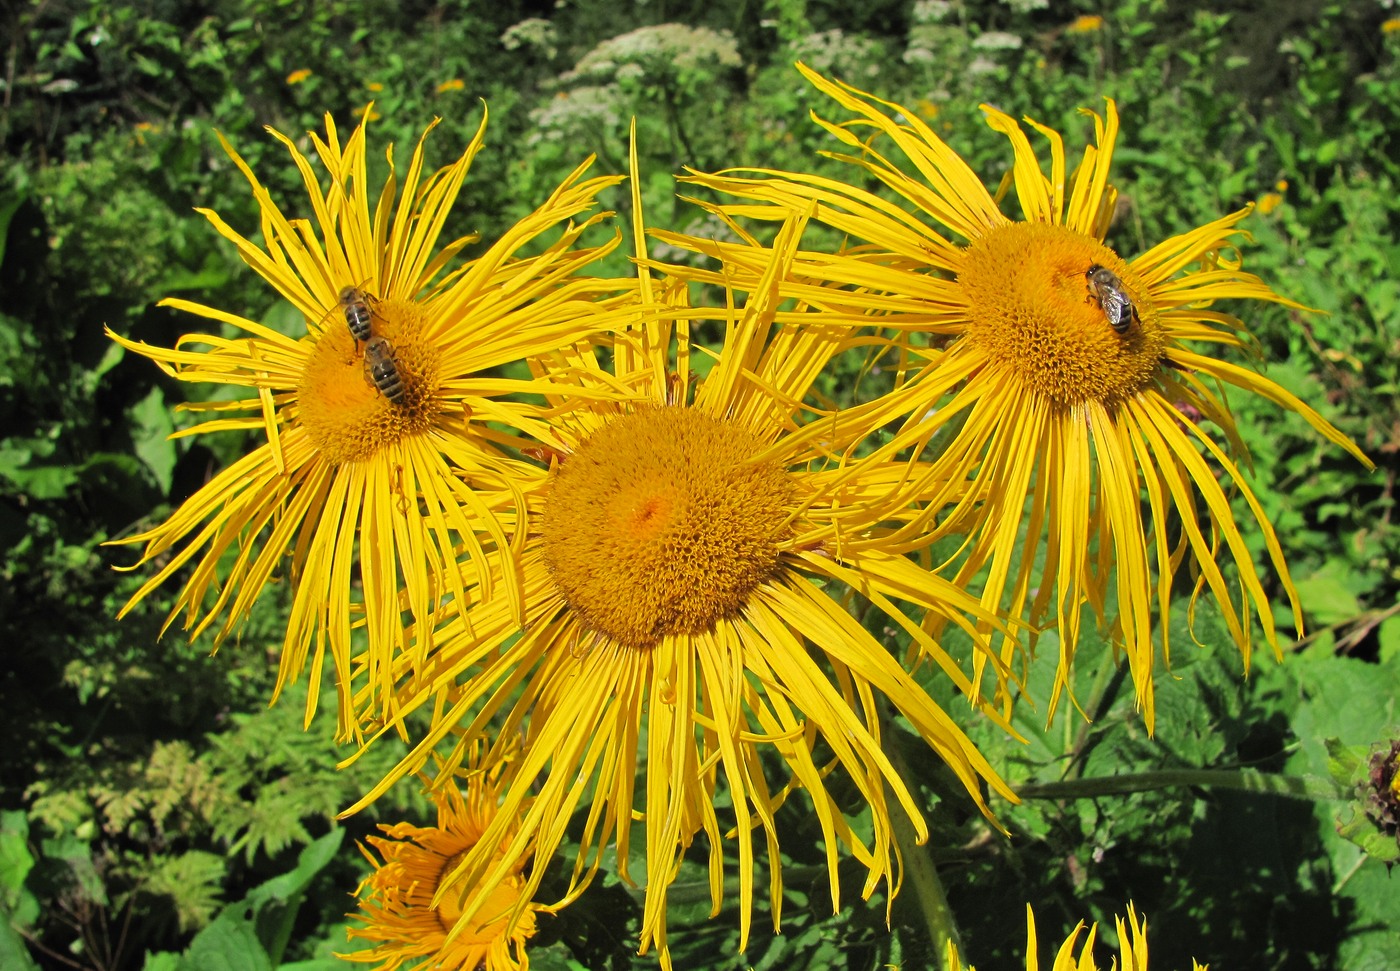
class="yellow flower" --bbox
[659,65,1372,729]
[944,903,1208,971]
[437,78,466,93]
[1382,17,1400,34]
[346,747,544,971]
[344,157,1017,968]
[1067,14,1105,34]
[107,109,630,738]
[1257,191,1284,214]
[367,81,385,93]
[285,68,313,85]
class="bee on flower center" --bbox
[363,336,405,404]
[1086,264,1138,334]
[336,285,378,345]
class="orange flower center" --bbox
[434,848,535,943]
[957,222,1164,405]
[540,406,793,649]
[296,295,440,463]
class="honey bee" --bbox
[363,336,405,404]
[337,285,377,345]
[1086,264,1138,334]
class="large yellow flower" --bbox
[107,109,632,738]
[346,744,544,971]
[343,162,1018,968]
[944,903,1207,971]
[659,65,1372,729]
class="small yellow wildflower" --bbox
[1067,14,1105,34]
[285,68,313,85]
[367,81,385,92]
[944,903,1209,971]
[347,748,545,971]
[1382,17,1400,34]
[1257,191,1284,214]
[437,78,466,93]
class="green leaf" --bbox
[181,911,273,971]
[1336,813,1400,863]
[0,192,25,268]
[141,952,182,971]
[242,829,345,964]
[0,920,41,971]
[131,387,178,494]
[0,812,38,929]
[0,812,34,895]
[39,834,105,904]
[1267,653,1400,968]
[156,251,232,295]
[1218,168,1249,200]
[1293,568,1363,626]
[1379,614,1400,665]
[92,339,125,380]
[0,442,79,499]
[1323,737,1366,788]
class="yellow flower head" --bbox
[945,903,1209,971]
[344,152,1018,968]
[107,108,631,738]
[1067,14,1105,34]
[437,78,466,93]
[347,749,543,971]
[285,68,313,85]
[659,65,1372,729]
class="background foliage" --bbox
[1,0,1396,968]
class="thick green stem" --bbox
[1015,767,1346,802]
[883,720,961,960]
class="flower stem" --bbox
[1015,767,1346,801]
[883,716,962,961]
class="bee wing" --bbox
[1102,288,1130,329]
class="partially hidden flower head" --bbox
[944,903,1208,971]
[107,106,633,738]
[342,146,1019,969]
[346,742,545,971]
[660,65,1372,730]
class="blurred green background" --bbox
[1,0,1396,968]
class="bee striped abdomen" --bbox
[363,336,405,404]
